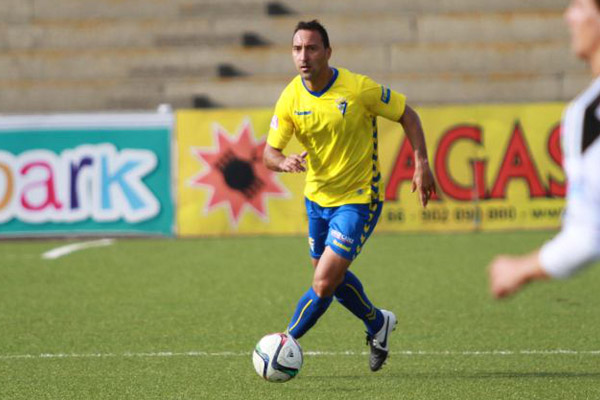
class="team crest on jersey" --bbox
[335,97,348,116]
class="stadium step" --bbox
[1,0,33,23]
[417,11,567,44]
[28,0,270,21]
[273,0,566,15]
[3,19,243,50]
[0,77,192,113]
[0,48,219,80]
[387,41,585,75]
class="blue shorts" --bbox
[305,198,383,261]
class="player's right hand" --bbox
[411,159,436,208]
[279,151,308,173]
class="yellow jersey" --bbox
[267,67,406,207]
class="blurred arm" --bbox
[539,226,600,278]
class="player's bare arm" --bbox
[399,105,436,207]
[263,144,307,173]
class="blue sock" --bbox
[334,271,384,335]
[287,287,333,339]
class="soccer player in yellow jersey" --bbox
[264,20,436,371]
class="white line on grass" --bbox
[41,239,115,260]
[2,349,600,360]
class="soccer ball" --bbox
[252,333,303,382]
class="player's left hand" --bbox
[411,160,436,207]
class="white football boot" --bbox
[366,309,397,371]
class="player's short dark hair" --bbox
[293,20,330,49]
[596,0,600,10]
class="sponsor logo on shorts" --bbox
[333,239,351,252]
[331,229,354,244]
[308,237,315,252]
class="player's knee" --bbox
[312,277,338,298]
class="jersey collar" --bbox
[301,67,338,97]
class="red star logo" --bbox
[190,120,289,225]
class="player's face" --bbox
[565,0,600,61]
[292,30,331,81]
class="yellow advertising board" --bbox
[177,109,307,236]
[177,103,566,236]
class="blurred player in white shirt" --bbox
[489,0,600,298]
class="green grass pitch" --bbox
[1,231,599,399]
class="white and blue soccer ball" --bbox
[252,333,303,382]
